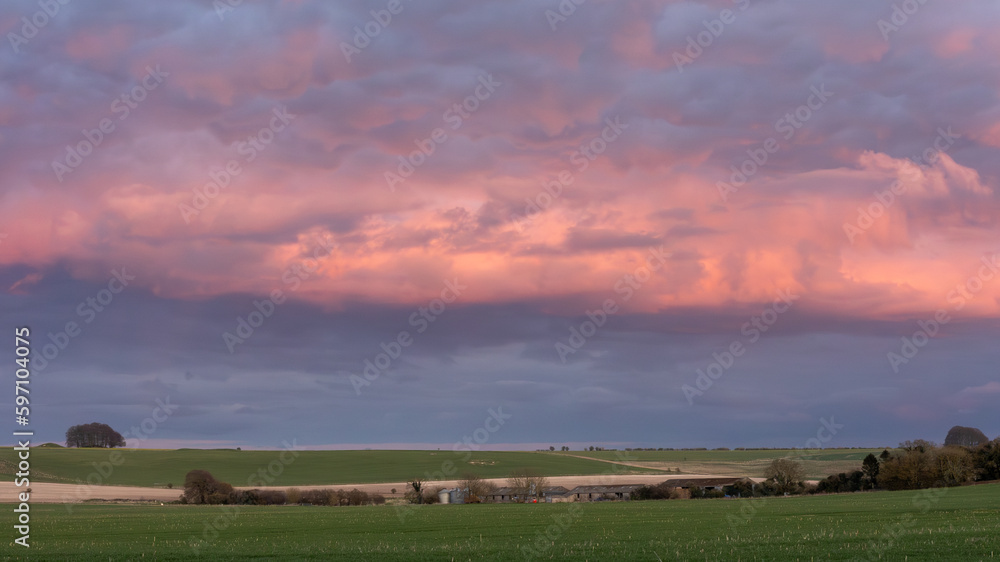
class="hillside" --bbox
[1,448,660,487]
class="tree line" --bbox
[180,470,386,506]
[630,434,1000,501]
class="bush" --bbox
[286,488,302,504]
[183,470,235,505]
[974,439,1000,481]
[301,489,332,506]
[724,481,754,498]
[347,488,370,506]
[403,489,422,504]
[422,487,443,504]
[631,483,676,500]
[815,471,865,494]
[257,490,287,505]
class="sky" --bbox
[2,0,999,451]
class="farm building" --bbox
[484,486,570,503]
[540,486,570,502]
[437,488,467,504]
[484,487,517,503]
[565,484,645,501]
[657,477,754,492]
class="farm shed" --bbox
[657,477,754,492]
[565,484,644,501]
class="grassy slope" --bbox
[1,449,660,487]
[561,448,888,479]
[560,448,886,462]
[15,483,1000,560]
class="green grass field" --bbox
[0,449,659,488]
[560,449,888,479]
[8,483,999,560]
[1,448,891,488]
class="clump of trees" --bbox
[944,425,990,447]
[65,423,126,448]
[812,434,1000,494]
[877,443,979,490]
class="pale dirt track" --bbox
[2,473,743,503]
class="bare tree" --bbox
[183,470,233,504]
[506,469,548,503]
[763,458,804,494]
[459,473,497,503]
[405,478,424,504]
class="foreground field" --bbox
[1,449,655,487]
[9,483,999,560]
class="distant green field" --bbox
[0,449,658,488]
[563,448,886,462]
[9,483,999,560]
[562,448,888,479]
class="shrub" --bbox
[403,489,422,504]
[286,488,302,504]
[422,487,443,504]
[301,489,332,506]
[183,470,234,505]
[347,489,369,506]
[257,490,287,505]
